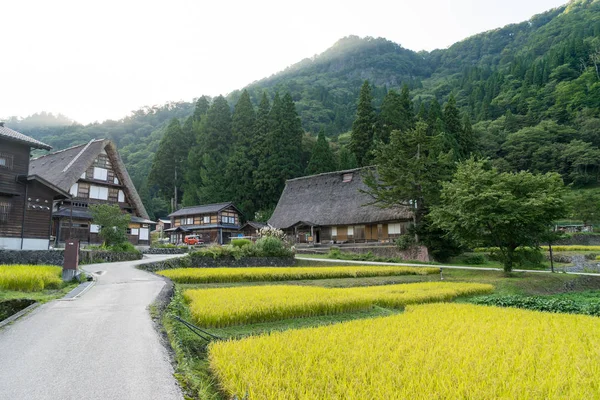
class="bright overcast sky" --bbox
[1,0,567,124]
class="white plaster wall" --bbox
[0,238,50,250]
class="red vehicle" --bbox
[184,235,204,245]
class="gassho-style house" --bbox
[268,167,413,244]
[29,138,155,246]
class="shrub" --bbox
[209,303,600,399]
[109,241,139,253]
[584,253,598,260]
[231,239,252,248]
[470,295,600,317]
[254,237,293,257]
[462,255,487,265]
[395,235,415,251]
[257,226,286,241]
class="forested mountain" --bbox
[5,0,600,219]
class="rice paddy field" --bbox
[158,265,440,283]
[159,264,600,400]
[183,282,493,327]
[0,265,62,292]
[209,303,600,399]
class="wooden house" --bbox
[269,168,413,244]
[0,123,70,250]
[29,139,155,246]
[240,221,267,239]
[165,202,242,244]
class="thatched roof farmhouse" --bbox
[269,168,412,244]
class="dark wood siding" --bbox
[22,181,55,239]
[0,139,29,239]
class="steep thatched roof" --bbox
[0,123,52,150]
[269,167,412,229]
[29,139,150,219]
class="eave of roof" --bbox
[168,202,241,217]
[0,125,52,150]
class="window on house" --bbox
[203,216,210,224]
[0,153,13,169]
[131,228,139,236]
[354,225,366,240]
[347,226,354,236]
[223,216,235,224]
[0,197,11,223]
[93,167,108,181]
[89,185,109,200]
[331,226,338,237]
[180,217,185,225]
[90,224,100,233]
[388,223,402,235]
[118,190,125,202]
[69,183,79,197]
[186,217,194,225]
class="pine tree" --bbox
[377,90,402,143]
[350,81,376,166]
[193,96,210,122]
[148,119,188,210]
[306,129,337,175]
[225,90,257,219]
[197,95,232,203]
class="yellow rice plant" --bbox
[184,282,492,327]
[209,303,600,399]
[158,265,440,283]
[0,265,62,292]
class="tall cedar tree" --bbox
[306,129,337,175]
[225,90,257,219]
[338,146,358,170]
[461,114,475,158]
[148,119,188,209]
[377,90,402,143]
[442,94,462,158]
[426,98,443,137]
[254,92,304,210]
[183,97,210,206]
[350,81,376,166]
[398,84,415,132]
[197,95,232,203]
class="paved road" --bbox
[297,256,600,276]
[0,255,184,400]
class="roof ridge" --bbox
[177,201,233,210]
[62,138,96,172]
[285,166,374,183]
[31,138,106,160]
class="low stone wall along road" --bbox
[0,255,185,400]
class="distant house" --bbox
[29,139,155,246]
[269,168,412,244]
[240,221,268,239]
[155,219,171,232]
[0,123,70,250]
[165,202,242,244]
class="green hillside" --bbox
[5,0,600,218]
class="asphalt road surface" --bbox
[0,255,184,400]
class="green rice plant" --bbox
[209,303,600,399]
[0,265,63,292]
[183,282,493,327]
[158,265,440,284]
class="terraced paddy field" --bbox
[157,265,600,399]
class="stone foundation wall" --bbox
[142,248,188,255]
[298,245,431,262]
[0,249,142,266]
[556,234,600,246]
[138,255,297,272]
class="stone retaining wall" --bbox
[0,249,142,266]
[556,233,600,246]
[138,255,297,272]
[142,248,188,255]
